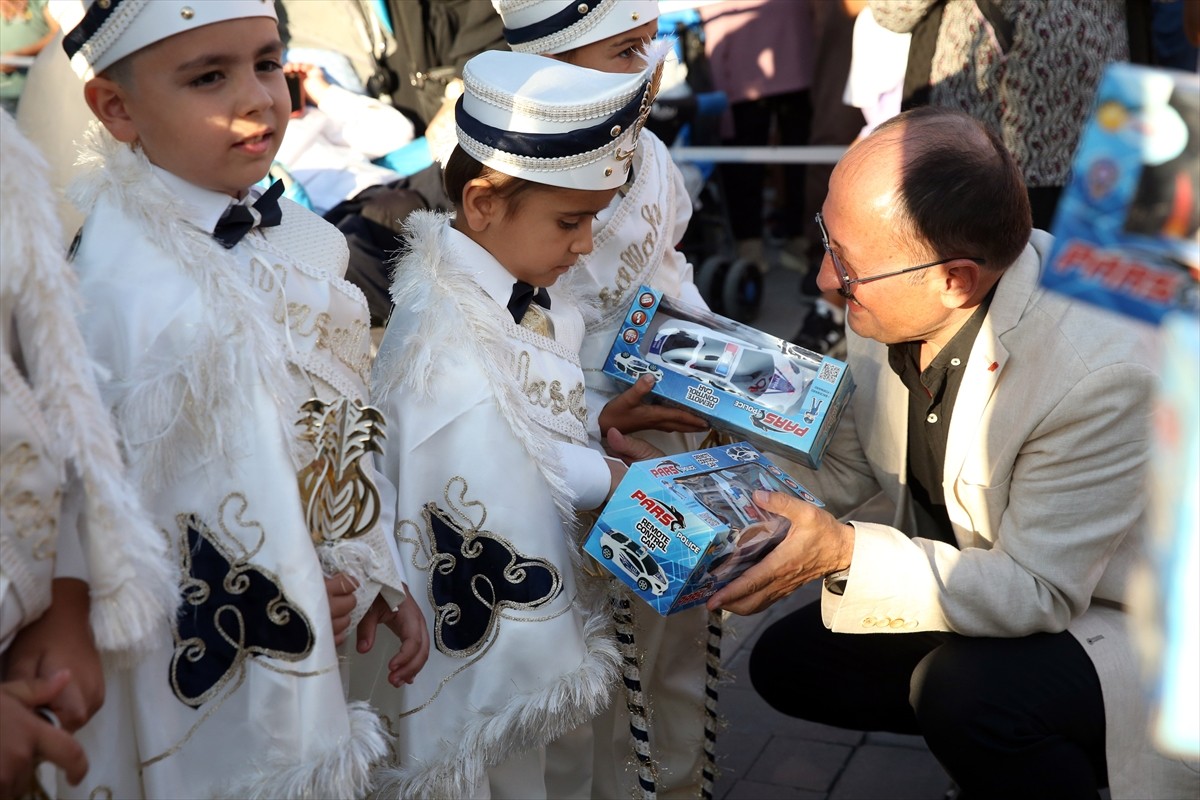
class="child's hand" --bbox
[604,428,667,466]
[324,573,359,647]
[3,578,104,732]
[355,591,430,687]
[0,670,89,796]
[598,375,709,436]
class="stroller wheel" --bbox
[697,255,731,315]
[723,258,763,323]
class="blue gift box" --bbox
[602,286,854,468]
[1042,63,1199,323]
[583,442,823,615]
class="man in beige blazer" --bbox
[708,107,1198,798]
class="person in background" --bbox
[274,60,441,327]
[0,0,58,114]
[791,0,865,357]
[14,0,88,244]
[700,0,814,272]
[709,106,1199,799]
[274,61,416,217]
[871,0,1129,230]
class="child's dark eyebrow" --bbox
[608,35,646,51]
[175,40,284,74]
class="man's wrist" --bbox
[824,523,855,596]
[823,567,851,596]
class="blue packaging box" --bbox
[602,286,854,468]
[583,442,823,615]
[1042,63,1199,323]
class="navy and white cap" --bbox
[493,0,660,55]
[456,44,669,191]
[63,0,277,80]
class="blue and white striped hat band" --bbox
[63,0,276,80]
[493,0,661,55]
[455,43,670,191]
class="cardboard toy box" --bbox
[602,286,854,468]
[1043,63,1199,324]
[583,442,823,615]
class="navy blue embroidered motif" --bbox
[426,504,561,657]
[170,514,314,708]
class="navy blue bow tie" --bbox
[507,281,551,323]
[212,180,284,249]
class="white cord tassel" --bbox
[612,587,657,800]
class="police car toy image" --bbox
[598,526,669,596]
[725,445,759,462]
[612,352,664,382]
[646,323,812,414]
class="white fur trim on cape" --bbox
[376,211,587,524]
[371,610,618,799]
[219,701,390,799]
[67,124,296,493]
[0,110,177,661]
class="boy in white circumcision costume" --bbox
[493,2,718,796]
[351,45,681,799]
[55,1,429,797]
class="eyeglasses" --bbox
[815,212,986,301]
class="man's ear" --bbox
[459,178,500,232]
[938,259,984,309]
[83,76,138,144]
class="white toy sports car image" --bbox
[647,323,813,413]
[612,351,664,382]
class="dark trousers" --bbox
[719,89,812,242]
[749,600,1108,799]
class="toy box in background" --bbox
[583,442,823,615]
[1131,311,1199,757]
[1042,63,1199,324]
[602,286,854,468]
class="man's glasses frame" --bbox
[815,211,986,301]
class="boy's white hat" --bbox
[63,0,277,80]
[456,44,669,191]
[493,0,660,55]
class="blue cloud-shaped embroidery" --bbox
[425,503,562,657]
[170,514,314,707]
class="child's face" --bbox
[483,185,619,288]
[106,18,288,197]
[558,20,658,74]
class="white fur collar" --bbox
[1,111,177,663]
[69,124,296,492]
[376,211,585,525]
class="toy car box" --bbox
[583,441,824,615]
[602,286,854,468]
[1042,63,1199,324]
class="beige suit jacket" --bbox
[788,230,1197,797]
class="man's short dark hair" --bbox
[872,107,1032,271]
